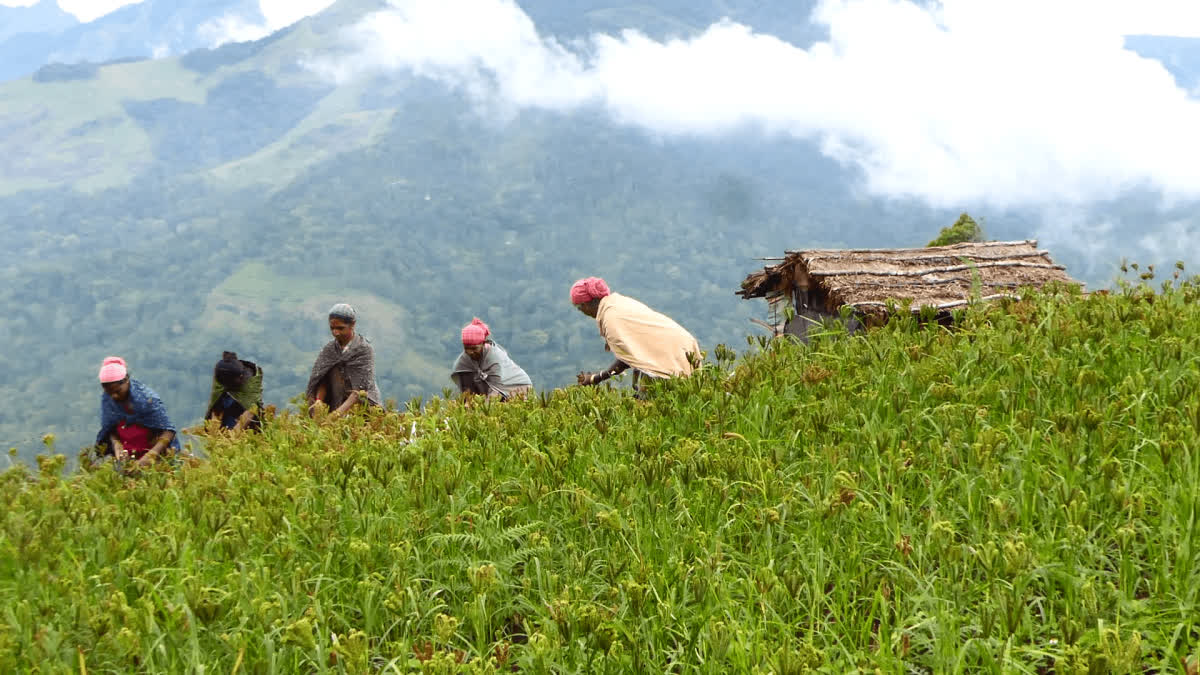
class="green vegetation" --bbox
[927,213,985,247]
[3,275,1199,672]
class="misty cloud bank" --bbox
[318,0,1200,211]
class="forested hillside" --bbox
[4,280,1199,671]
[1,0,1196,462]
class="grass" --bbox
[2,275,1199,673]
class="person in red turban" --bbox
[451,318,533,400]
[570,277,701,392]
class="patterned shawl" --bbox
[305,334,382,406]
[450,341,533,399]
[206,360,264,418]
[96,379,180,450]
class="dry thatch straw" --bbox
[738,240,1082,318]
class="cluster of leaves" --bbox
[3,276,1199,672]
[926,213,984,247]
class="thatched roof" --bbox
[738,240,1082,315]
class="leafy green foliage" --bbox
[927,212,984,247]
[3,279,1199,671]
[123,72,332,168]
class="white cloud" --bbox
[0,0,145,23]
[200,0,336,47]
[321,0,1200,212]
[259,0,336,30]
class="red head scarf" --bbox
[461,318,490,345]
[570,277,610,305]
[98,356,128,383]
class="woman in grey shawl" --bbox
[451,318,533,400]
[306,303,382,417]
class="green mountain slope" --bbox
[3,280,1199,670]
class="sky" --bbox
[0,0,334,26]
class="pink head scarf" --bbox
[570,277,610,305]
[98,356,128,383]
[461,318,490,345]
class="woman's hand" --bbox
[328,391,361,421]
[233,408,256,432]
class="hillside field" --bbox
[2,273,1199,673]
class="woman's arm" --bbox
[329,391,360,419]
[136,430,175,467]
[109,433,127,461]
[452,373,472,395]
[309,382,328,417]
[233,407,257,432]
[578,359,630,386]
[586,359,630,385]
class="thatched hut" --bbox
[737,240,1082,339]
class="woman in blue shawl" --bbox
[95,356,179,466]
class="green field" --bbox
[2,275,1199,673]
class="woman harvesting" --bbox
[450,317,533,400]
[94,356,179,466]
[204,351,263,432]
[305,303,382,417]
[571,277,701,390]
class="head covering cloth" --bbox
[461,318,490,345]
[98,356,128,384]
[328,303,356,323]
[570,277,610,305]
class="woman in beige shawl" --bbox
[570,277,700,390]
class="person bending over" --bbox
[450,317,533,401]
[205,351,263,431]
[571,277,701,391]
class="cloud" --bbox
[200,0,335,47]
[321,0,1200,212]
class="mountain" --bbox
[0,0,1193,462]
[0,0,77,43]
[0,0,264,82]
[1124,35,1200,91]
